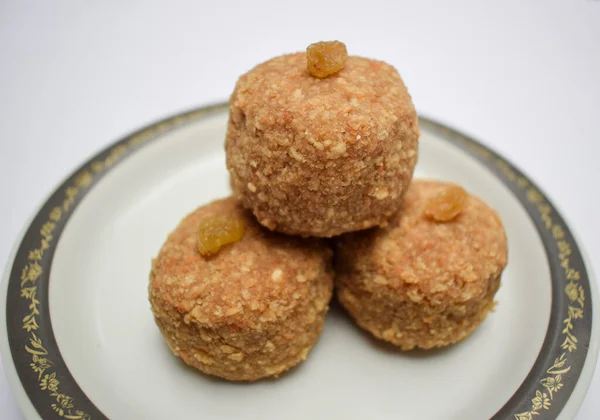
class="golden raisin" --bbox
[197,216,245,256]
[425,185,468,222]
[306,41,348,78]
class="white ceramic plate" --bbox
[1,104,598,420]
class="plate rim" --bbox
[1,103,598,420]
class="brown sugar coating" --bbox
[149,197,333,381]
[335,180,508,350]
[226,52,419,237]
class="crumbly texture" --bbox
[335,180,508,350]
[149,197,333,381]
[226,53,419,237]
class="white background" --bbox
[0,1,598,418]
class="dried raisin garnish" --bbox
[425,185,468,222]
[306,41,348,78]
[198,216,245,256]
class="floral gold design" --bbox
[449,138,586,419]
[437,124,587,418]
[14,112,587,418]
[499,161,584,418]
[17,108,213,419]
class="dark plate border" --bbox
[3,104,594,420]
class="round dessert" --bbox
[149,197,333,381]
[335,180,508,350]
[226,47,419,237]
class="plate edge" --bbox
[0,104,597,420]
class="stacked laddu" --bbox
[149,41,508,381]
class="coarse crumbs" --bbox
[226,53,419,237]
[335,180,508,350]
[149,197,334,381]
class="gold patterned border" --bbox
[439,126,587,419]
[15,106,218,419]
[504,171,584,420]
[7,109,591,419]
